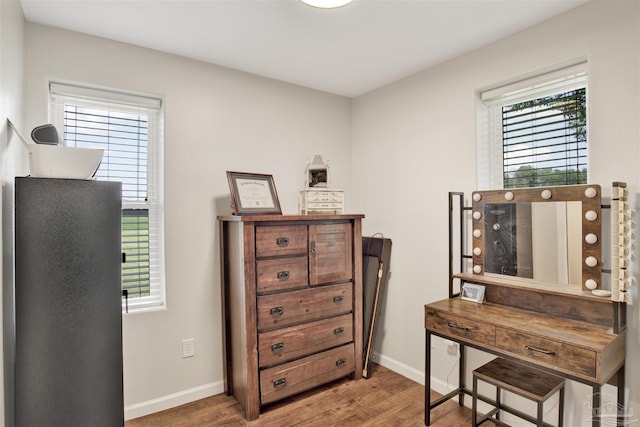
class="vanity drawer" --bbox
[257,282,352,331]
[256,225,308,258]
[260,344,354,404]
[496,327,596,378]
[258,314,353,367]
[426,310,495,345]
[256,256,308,294]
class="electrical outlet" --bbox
[182,338,195,358]
[446,340,458,356]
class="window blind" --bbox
[50,82,165,309]
[478,65,588,190]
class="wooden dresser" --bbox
[218,214,364,421]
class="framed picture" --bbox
[226,171,282,215]
[461,283,485,303]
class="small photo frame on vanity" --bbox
[461,283,485,303]
[226,171,282,215]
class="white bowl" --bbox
[29,144,104,179]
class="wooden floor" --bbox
[126,364,495,426]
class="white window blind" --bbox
[49,82,165,310]
[477,64,588,190]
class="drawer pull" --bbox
[333,327,345,335]
[273,378,287,389]
[525,345,555,355]
[276,270,290,280]
[333,295,344,303]
[276,237,289,247]
[270,306,284,316]
[271,342,285,352]
[310,241,316,254]
[336,358,347,367]
[447,322,471,331]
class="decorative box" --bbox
[299,189,344,214]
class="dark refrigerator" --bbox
[14,177,124,426]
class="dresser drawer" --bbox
[259,314,353,368]
[256,225,308,258]
[496,327,596,378]
[256,256,308,294]
[260,344,354,404]
[426,310,495,346]
[257,282,352,331]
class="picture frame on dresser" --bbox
[226,171,282,215]
[461,283,485,303]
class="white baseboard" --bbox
[373,352,452,397]
[125,353,452,421]
[124,381,224,421]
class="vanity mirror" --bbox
[470,185,602,292]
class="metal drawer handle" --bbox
[271,342,284,352]
[336,358,347,367]
[276,237,289,247]
[333,327,344,335]
[525,345,555,355]
[273,378,286,388]
[277,270,290,280]
[310,241,316,254]
[447,322,471,331]
[333,295,344,303]
[270,306,284,316]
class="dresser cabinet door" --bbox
[309,223,353,285]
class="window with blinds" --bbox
[502,88,586,189]
[49,82,165,310]
[477,64,588,190]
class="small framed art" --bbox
[226,171,282,215]
[461,283,485,303]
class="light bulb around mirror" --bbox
[584,187,598,198]
[504,191,514,201]
[473,265,482,274]
[473,193,482,202]
[473,211,482,220]
[541,189,552,200]
[585,210,598,221]
[473,229,482,238]
[585,279,598,290]
[585,256,598,267]
[473,247,482,256]
[585,233,598,244]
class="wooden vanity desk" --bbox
[425,186,628,427]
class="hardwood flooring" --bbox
[126,364,495,426]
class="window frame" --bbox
[49,81,166,311]
[477,63,588,190]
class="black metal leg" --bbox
[617,364,626,427]
[425,330,431,426]
[472,376,478,427]
[459,343,465,407]
[592,384,601,427]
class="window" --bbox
[50,82,165,310]
[477,64,588,190]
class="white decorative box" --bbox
[299,189,344,214]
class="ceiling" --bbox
[20,0,588,97]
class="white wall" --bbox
[352,1,639,426]
[21,23,353,419]
[0,1,27,425]
[3,1,638,426]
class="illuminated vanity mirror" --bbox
[471,185,602,292]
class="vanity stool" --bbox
[472,358,565,427]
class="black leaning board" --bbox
[362,236,392,377]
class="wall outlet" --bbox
[446,341,458,356]
[182,338,195,358]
